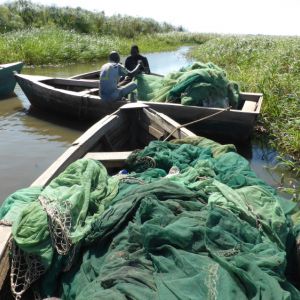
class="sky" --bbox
[1,0,300,36]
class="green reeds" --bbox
[190,35,300,161]
[0,28,208,65]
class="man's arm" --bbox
[142,57,150,74]
[119,63,141,78]
[124,57,130,70]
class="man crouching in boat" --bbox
[99,51,141,101]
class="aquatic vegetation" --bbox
[0,28,208,65]
[190,35,300,160]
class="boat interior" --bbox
[30,104,195,187]
[71,70,100,80]
[71,105,194,174]
[37,77,262,113]
[40,78,99,94]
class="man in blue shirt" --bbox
[99,51,141,101]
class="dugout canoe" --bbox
[15,73,263,142]
[0,62,23,99]
[0,103,196,299]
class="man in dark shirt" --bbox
[125,45,150,74]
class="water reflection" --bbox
[145,46,193,75]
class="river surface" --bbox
[0,47,298,202]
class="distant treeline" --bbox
[0,0,183,37]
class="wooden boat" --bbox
[0,62,23,99]
[70,69,100,80]
[0,103,196,299]
[15,73,263,142]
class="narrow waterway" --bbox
[0,47,298,201]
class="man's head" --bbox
[109,51,120,63]
[130,45,139,57]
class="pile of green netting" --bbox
[136,62,240,108]
[2,136,300,299]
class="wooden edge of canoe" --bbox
[0,61,23,69]
[0,225,12,290]
[32,113,123,187]
[296,237,300,285]
[255,94,263,114]
[69,70,100,80]
[239,92,263,101]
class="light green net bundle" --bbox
[136,62,240,108]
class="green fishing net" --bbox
[136,62,240,108]
[1,137,300,299]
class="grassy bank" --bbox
[0,28,208,65]
[0,1,181,36]
[190,35,300,175]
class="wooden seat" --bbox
[84,151,132,168]
[78,88,99,96]
[242,100,257,112]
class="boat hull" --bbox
[0,62,23,98]
[16,75,125,120]
[16,74,263,142]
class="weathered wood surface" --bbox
[242,100,257,112]
[142,108,197,140]
[0,61,23,98]
[0,225,11,290]
[84,151,132,168]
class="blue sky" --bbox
[2,0,300,36]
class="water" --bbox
[0,47,298,202]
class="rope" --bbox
[163,106,231,142]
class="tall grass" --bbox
[0,28,208,65]
[0,0,181,36]
[190,35,300,175]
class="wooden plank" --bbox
[84,151,132,168]
[77,88,99,96]
[255,94,263,114]
[120,103,149,110]
[138,119,165,139]
[32,113,124,187]
[0,225,11,290]
[142,108,196,139]
[239,92,263,101]
[242,100,257,112]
